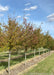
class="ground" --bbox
[23,53,54,75]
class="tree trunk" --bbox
[34,49,35,57]
[43,49,44,54]
[8,51,11,75]
[25,52,26,65]
[39,49,40,55]
[24,47,27,65]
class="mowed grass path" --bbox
[23,53,54,75]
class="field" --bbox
[23,53,54,75]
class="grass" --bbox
[0,49,48,60]
[0,52,38,70]
[0,49,49,71]
[23,53,54,75]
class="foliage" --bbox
[0,17,54,52]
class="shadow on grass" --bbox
[0,62,8,70]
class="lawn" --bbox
[23,53,54,75]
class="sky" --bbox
[0,0,54,38]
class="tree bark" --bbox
[39,49,40,55]
[24,46,27,65]
[8,51,11,75]
[34,49,35,57]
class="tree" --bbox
[21,18,34,64]
[0,23,7,51]
[4,17,19,74]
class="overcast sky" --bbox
[0,0,54,38]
